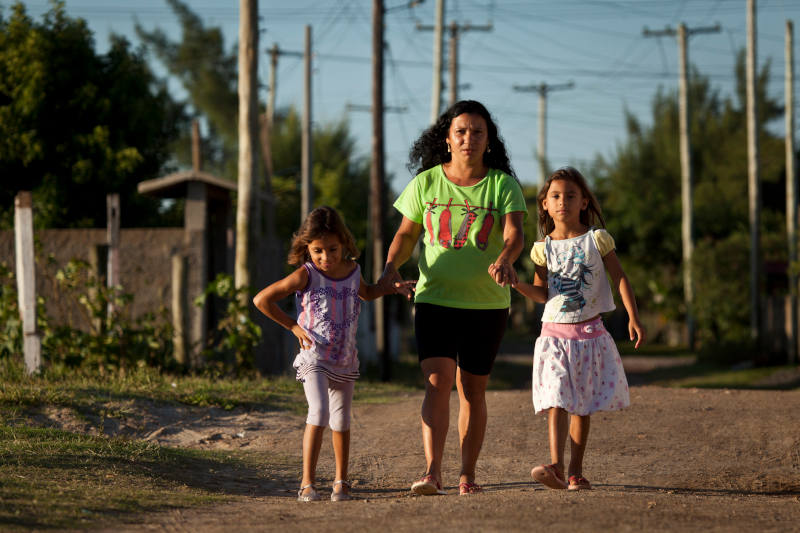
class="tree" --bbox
[591,51,789,351]
[137,0,399,267]
[0,1,187,228]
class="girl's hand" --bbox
[291,324,313,350]
[629,319,646,349]
[489,261,517,288]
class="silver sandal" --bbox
[297,483,321,501]
[330,479,353,501]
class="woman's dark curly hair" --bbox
[407,100,516,179]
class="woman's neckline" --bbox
[440,162,489,187]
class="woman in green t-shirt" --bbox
[381,100,527,496]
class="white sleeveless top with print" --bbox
[532,228,616,324]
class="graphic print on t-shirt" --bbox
[424,197,498,252]
[548,243,595,321]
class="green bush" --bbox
[194,273,262,374]
[692,234,752,361]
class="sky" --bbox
[10,0,800,193]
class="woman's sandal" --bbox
[330,479,353,501]
[297,483,321,501]
[458,481,483,495]
[531,463,568,490]
[567,475,592,491]
[411,474,446,495]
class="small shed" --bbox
[137,166,236,366]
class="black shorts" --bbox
[414,303,509,376]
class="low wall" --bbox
[0,228,184,329]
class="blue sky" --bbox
[11,0,800,193]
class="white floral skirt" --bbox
[532,317,629,416]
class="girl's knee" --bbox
[306,405,330,428]
[329,413,350,433]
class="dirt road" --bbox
[97,380,800,533]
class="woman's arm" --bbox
[380,216,423,300]
[252,267,313,349]
[603,250,646,348]
[488,211,525,287]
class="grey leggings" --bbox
[302,372,354,432]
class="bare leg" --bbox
[568,414,591,477]
[548,407,569,474]
[331,429,351,495]
[419,357,457,485]
[301,424,325,496]
[455,367,489,485]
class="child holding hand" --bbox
[513,167,645,491]
[253,206,388,502]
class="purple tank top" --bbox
[294,262,361,370]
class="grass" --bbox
[0,425,296,530]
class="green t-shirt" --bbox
[393,165,528,309]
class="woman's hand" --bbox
[488,261,518,288]
[379,263,417,300]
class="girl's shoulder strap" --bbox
[297,262,315,293]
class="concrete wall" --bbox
[0,228,184,330]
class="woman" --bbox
[381,100,527,495]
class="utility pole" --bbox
[264,44,302,179]
[643,21,720,351]
[301,25,313,221]
[512,81,574,186]
[746,0,761,343]
[371,0,390,380]
[786,20,798,364]
[418,19,492,108]
[430,0,444,123]
[235,0,259,304]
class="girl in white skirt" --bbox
[513,167,646,491]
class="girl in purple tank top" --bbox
[253,206,389,502]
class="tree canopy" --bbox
[591,51,790,350]
[0,1,187,228]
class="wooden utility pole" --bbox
[643,22,720,350]
[512,81,574,186]
[418,20,492,108]
[430,0,444,123]
[267,43,279,130]
[235,0,259,302]
[263,44,302,179]
[372,0,390,380]
[14,191,41,374]
[746,0,761,342]
[786,20,798,364]
[301,25,313,221]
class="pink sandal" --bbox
[531,463,568,490]
[411,474,446,495]
[568,475,592,491]
[458,481,483,495]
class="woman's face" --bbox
[446,112,489,165]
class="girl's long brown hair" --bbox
[287,206,360,266]
[536,167,605,238]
